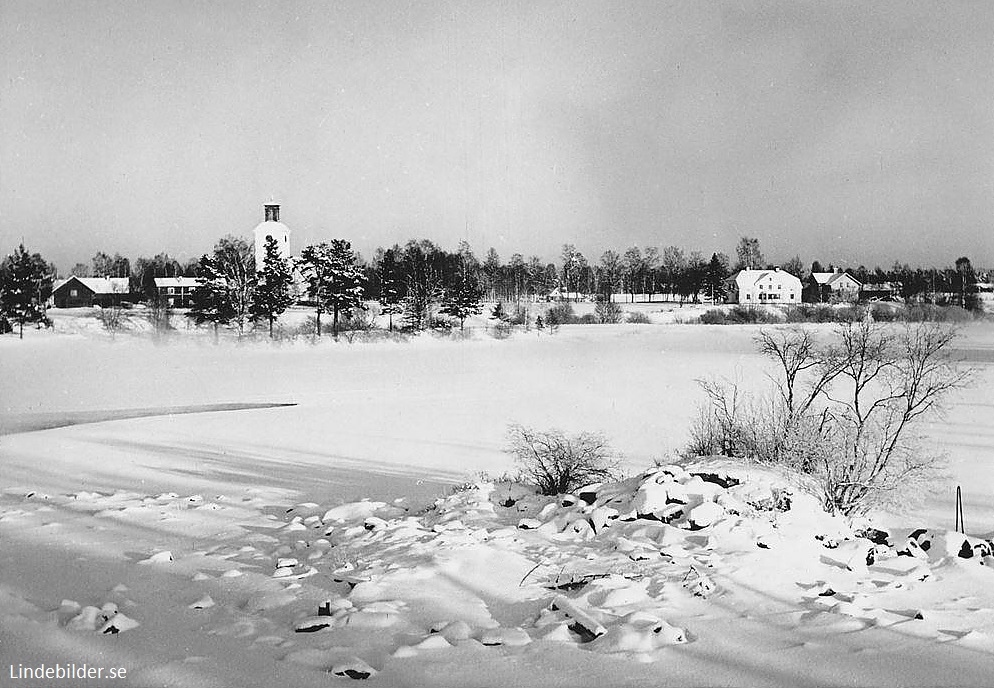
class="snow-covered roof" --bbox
[54,276,130,294]
[811,272,861,287]
[154,277,200,288]
[731,269,801,286]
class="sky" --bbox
[1,0,992,272]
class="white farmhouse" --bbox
[154,276,200,308]
[725,268,802,305]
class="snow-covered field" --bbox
[2,322,994,686]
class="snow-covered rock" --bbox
[99,612,139,634]
[480,626,531,646]
[331,658,377,680]
[189,594,215,610]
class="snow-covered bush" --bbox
[509,303,530,327]
[698,308,728,325]
[685,322,972,517]
[594,297,623,324]
[490,321,514,339]
[626,311,651,324]
[96,305,127,332]
[545,302,575,326]
[507,424,621,496]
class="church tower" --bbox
[253,202,291,270]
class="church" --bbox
[251,201,306,298]
[253,202,292,269]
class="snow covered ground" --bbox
[2,322,994,686]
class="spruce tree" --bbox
[325,239,366,336]
[440,274,484,330]
[250,235,294,338]
[376,248,404,332]
[187,254,236,338]
[0,244,52,338]
[704,253,730,304]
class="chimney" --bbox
[264,203,280,222]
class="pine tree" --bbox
[250,235,294,338]
[187,254,236,338]
[0,244,52,339]
[299,241,366,336]
[376,248,404,332]
[299,240,365,337]
[440,274,484,330]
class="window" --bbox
[778,284,782,290]
[70,289,78,297]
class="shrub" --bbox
[685,323,971,516]
[700,306,778,325]
[490,321,514,339]
[509,303,530,327]
[699,309,728,325]
[546,302,575,326]
[812,304,842,322]
[869,304,900,322]
[626,311,651,324]
[341,309,377,332]
[445,327,475,341]
[506,424,621,496]
[733,305,781,323]
[97,306,127,332]
[594,297,623,324]
[144,299,173,333]
[577,313,598,325]
[833,305,863,322]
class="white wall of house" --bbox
[730,269,802,304]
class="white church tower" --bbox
[253,202,291,269]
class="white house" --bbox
[154,277,200,308]
[725,268,802,305]
[806,271,862,302]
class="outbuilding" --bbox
[51,276,132,308]
[805,271,862,303]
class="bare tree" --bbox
[211,236,255,334]
[506,424,621,496]
[687,321,971,516]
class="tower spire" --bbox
[264,202,280,222]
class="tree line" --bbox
[1,234,988,338]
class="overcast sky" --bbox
[2,0,992,272]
